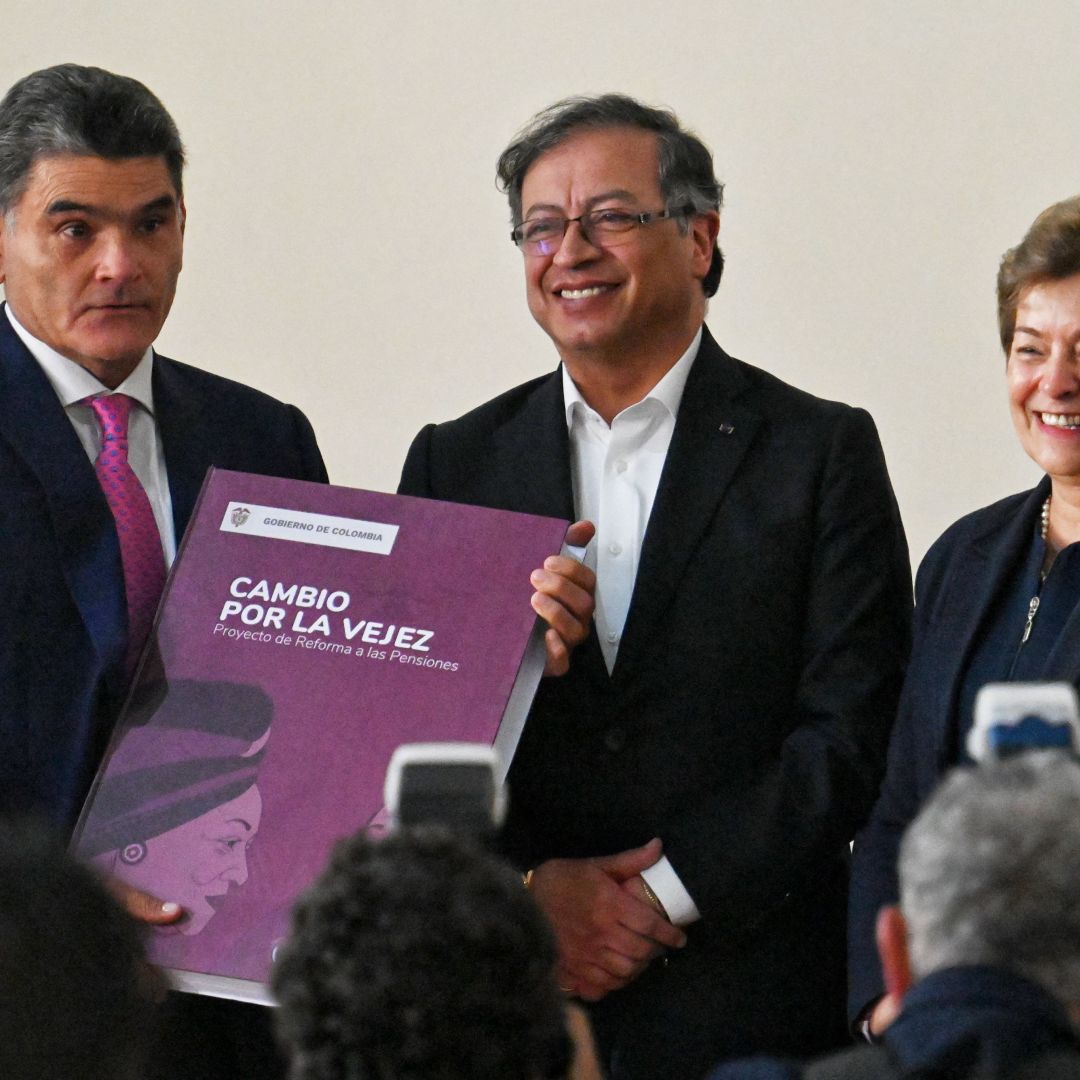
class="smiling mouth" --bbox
[1039,412,1080,429]
[556,286,611,300]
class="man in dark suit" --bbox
[0,62,326,837]
[399,94,912,1079]
[0,63,325,1079]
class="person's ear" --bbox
[689,210,719,281]
[876,905,914,1005]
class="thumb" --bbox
[110,879,183,925]
[564,519,596,553]
[593,838,663,882]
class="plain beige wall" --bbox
[3,1,1079,565]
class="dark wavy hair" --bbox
[497,93,725,296]
[0,818,157,1080]
[0,63,185,213]
[272,827,572,1080]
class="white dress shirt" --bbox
[6,306,177,565]
[563,326,703,925]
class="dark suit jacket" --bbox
[400,327,912,1078]
[709,966,1080,1080]
[0,304,327,834]
[846,479,1060,1022]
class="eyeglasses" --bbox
[511,205,692,256]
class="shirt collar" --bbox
[563,325,703,430]
[5,304,156,413]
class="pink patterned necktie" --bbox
[86,394,167,678]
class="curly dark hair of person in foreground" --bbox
[0,817,158,1080]
[272,826,572,1080]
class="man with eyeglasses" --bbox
[399,94,912,1079]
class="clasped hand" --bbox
[529,838,687,1001]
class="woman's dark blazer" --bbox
[847,476,1064,1021]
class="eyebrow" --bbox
[522,188,641,219]
[1013,326,1045,338]
[45,194,177,217]
[225,818,253,831]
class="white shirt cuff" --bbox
[641,855,700,926]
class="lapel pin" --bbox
[718,423,735,435]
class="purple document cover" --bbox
[72,468,568,1004]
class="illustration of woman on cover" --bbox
[78,677,273,937]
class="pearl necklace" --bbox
[1039,495,1058,583]
[1024,499,1053,641]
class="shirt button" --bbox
[608,542,622,556]
[614,459,628,474]
[606,631,619,644]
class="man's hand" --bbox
[531,519,596,676]
[103,879,177,1003]
[529,838,686,1001]
[619,874,669,920]
[107,878,182,925]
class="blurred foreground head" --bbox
[272,826,573,1080]
[900,751,1080,1009]
[0,818,156,1080]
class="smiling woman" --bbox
[1006,254,1080,494]
[77,677,273,937]
[848,195,1080,1035]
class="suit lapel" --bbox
[612,329,759,684]
[153,356,209,540]
[490,369,576,521]
[922,482,1048,770]
[0,307,126,675]
[489,367,610,683]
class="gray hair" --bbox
[900,752,1080,1005]
[496,93,725,297]
[0,64,185,214]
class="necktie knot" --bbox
[86,393,134,447]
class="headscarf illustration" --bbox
[79,678,273,936]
